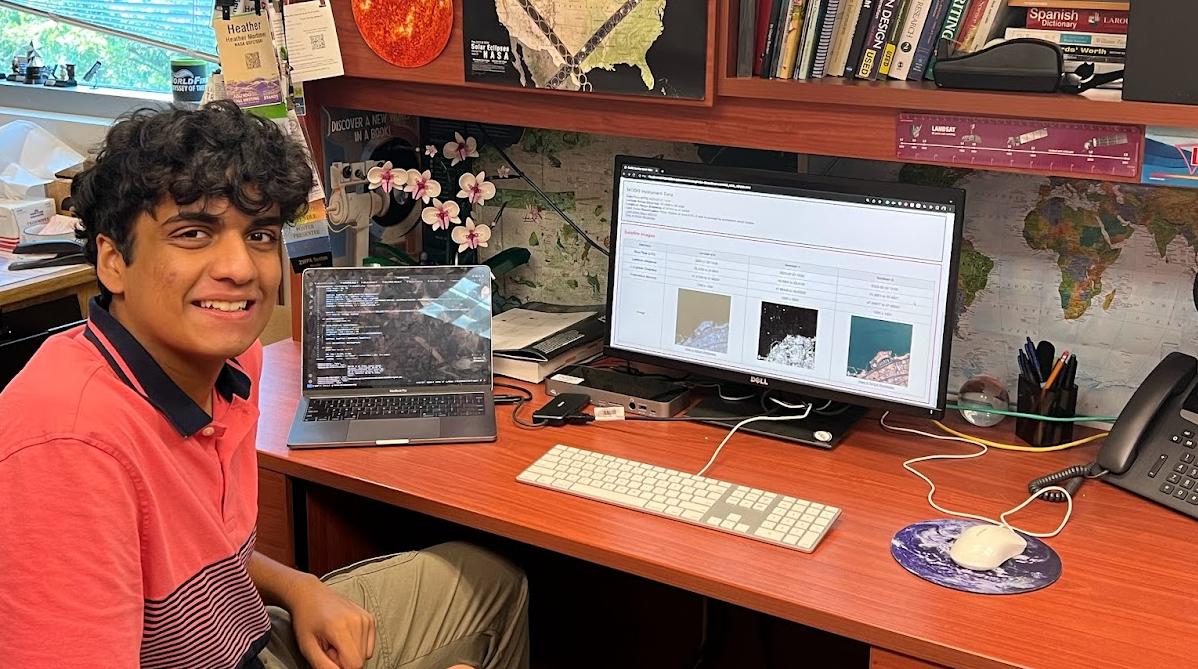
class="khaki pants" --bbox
[259,542,529,669]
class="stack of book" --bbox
[1004,0,1127,90]
[735,0,1127,84]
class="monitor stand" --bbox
[685,394,867,449]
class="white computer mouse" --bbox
[948,523,1028,571]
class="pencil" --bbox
[1042,352,1070,390]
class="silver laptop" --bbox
[287,266,497,449]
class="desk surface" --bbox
[257,341,1189,669]
[0,263,93,308]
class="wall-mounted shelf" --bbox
[303,0,1195,184]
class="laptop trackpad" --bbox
[348,418,439,443]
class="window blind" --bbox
[8,0,217,59]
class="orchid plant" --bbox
[366,130,518,265]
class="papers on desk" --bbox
[0,250,63,288]
[492,308,606,383]
[493,308,597,352]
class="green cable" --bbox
[946,403,1118,423]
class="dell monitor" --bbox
[604,156,965,447]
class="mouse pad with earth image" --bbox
[891,519,1062,594]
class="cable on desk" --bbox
[946,402,1118,423]
[1029,463,1107,503]
[494,382,547,429]
[931,420,1107,452]
[880,412,1074,538]
[696,404,813,478]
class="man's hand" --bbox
[249,552,376,669]
[288,578,377,669]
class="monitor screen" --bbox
[605,156,964,416]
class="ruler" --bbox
[896,113,1143,178]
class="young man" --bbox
[0,101,528,669]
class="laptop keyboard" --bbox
[304,394,486,422]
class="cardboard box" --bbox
[46,178,73,214]
[0,197,55,242]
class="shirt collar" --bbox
[83,298,252,437]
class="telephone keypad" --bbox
[1189,494,1198,505]
[1174,463,1189,474]
[1188,440,1196,448]
[1175,488,1189,501]
[1161,483,1176,495]
[1171,435,1182,443]
[1184,452,1196,464]
[1183,478,1196,490]
[1190,467,1198,478]
[1168,473,1183,484]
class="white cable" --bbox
[766,394,808,410]
[880,412,1073,538]
[696,404,812,478]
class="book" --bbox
[775,0,808,78]
[1003,27,1126,47]
[856,0,899,79]
[754,0,781,75]
[1025,7,1128,33]
[494,338,606,383]
[1007,0,1127,8]
[737,0,760,76]
[844,0,878,76]
[955,0,993,52]
[887,0,933,79]
[878,0,910,76]
[909,0,952,79]
[811,0,842,77]
[795,0,826,78]
[968,0,1014,52]
[827,0,864,76]
[762,0,789,77]
[923,0,972,79]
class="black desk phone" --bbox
[1100,352,1198,518]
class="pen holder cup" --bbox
[1015,375,1078,447]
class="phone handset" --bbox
[1098,352,1198,474]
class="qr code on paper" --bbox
[244,52,261,69]
[310,34,326,50]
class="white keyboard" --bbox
[517,444,840,553]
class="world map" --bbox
[896,164,1198,418]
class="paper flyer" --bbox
[214,12,283,108]
[283,0,345,83]
[1143,127,1198,189]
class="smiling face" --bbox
[96,196,284,371]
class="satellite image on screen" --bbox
[304,268,492,390]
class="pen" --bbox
[1017,351,1033,383]
[1063,355,1077,389]
[1024,339,1043,383]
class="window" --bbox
[0,1,216,94]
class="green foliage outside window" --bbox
[0,7,202,93]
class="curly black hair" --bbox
[72,100,314,300]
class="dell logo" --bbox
[749,376,769,386]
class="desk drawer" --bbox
[257,468,295,568]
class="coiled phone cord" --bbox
[1028,463,1108,503]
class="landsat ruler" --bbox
[896,113,1143,178]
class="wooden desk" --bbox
[0,264,96,313]
[256,341,1189,669]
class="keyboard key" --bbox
[517,445,839,554]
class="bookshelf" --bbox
[305,0,1191,182]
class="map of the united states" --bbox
[492,0,666,91]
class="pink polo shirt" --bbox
[0,299,271,668]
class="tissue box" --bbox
[0,197,54,243]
